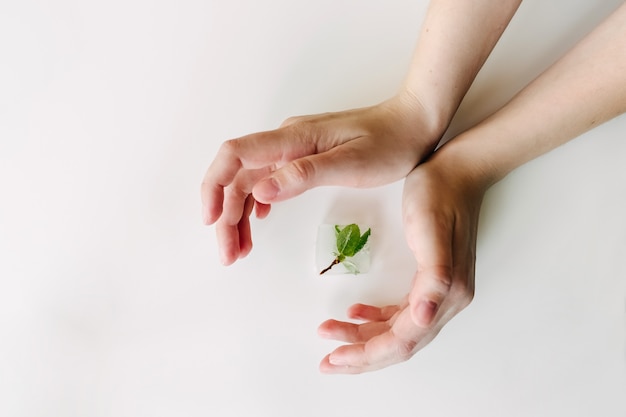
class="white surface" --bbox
[1,1,625,416]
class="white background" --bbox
[1,0,625,416]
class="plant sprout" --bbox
[319,223,371,275]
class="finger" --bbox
[254,201,271,219]
[221,187,250,227]
[252,140,384,203]
[404,211,455,328]
[346,303,400,322]
[202,128,319,224]
[322,332,407,374]
[216,182,252,265]
[320,308,436,374]
[410,266,453,328]
[201,180,223,225]
[220,168,271,227]
[236,195,255,260]
[215,221,240,266]
[317,319,390,343]
[319,353,363,375]
[216,194,255,265]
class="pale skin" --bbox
[201,0,522,265]
[201,1,626,374]
[319,3,626,373]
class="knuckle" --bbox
[226,183,249,201]
[285,117,320,141]
[280,115,303,128]
[220,138,240,156]
[285,158,316,184]
[425,265,453,293]
[395,339,418,361]
[381,305,400,320]
[452,278,475,308]
[435,268,453,289]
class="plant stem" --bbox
[320,258,340,275]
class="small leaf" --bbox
[337,223,361,257]
[334,225,341,236]
[342,260,360,275]
[353,228,371,256]
[336,224,360,256]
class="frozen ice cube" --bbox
[315,224,371,275]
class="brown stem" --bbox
[319,258,340,275]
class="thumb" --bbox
[405,213,455,328]
[252,147,365,203]
[410,265,453,328]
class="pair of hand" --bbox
[201,95,487,373]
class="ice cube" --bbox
[315,224,371,275]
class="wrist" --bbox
[394,88,452,138]
[379,90,451,158]
[428,130,504,192]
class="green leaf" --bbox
[334,225,341,236]
[342,260,360,275]
[336,224,361,257]
[353,228,371,256]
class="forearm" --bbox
[439,2,626,185]
[401,0,522,134]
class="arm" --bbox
[442,1,626,187]
[201,0,522,265]
[319,2,626,373]
[407,0,626,330]
[402,0,523,131]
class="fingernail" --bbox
[317,328,331,338]
[416,300,437,327]
[329,355,348,366]
[256,178,280,202]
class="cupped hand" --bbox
[201,94,444,265]
[318,151,489,373]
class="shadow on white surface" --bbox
[0,0,624,416]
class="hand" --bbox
[318,151,488,373]
[201,93,444,265]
